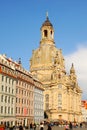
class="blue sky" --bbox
[0,0,87,99]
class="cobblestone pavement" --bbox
[36,125,87,130]
[5,125,87,130]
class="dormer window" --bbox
[44,30,48,37]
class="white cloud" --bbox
[65,45,87,99]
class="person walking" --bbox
[33,123,36,130]
[40,122,44,130]
[19,124,23,130]
[47,124,52,130]
[69,122,73,130]
[64,122,69,130]
[30,123,33,130]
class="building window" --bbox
[11,108,13,114]
[5,96,7,103]
[58,94,62,100]
[45,103,49,110]
[8,97,10,103]
[12,98,14,104]
[9,78,10,84]
[12,80,14,85]
[5,86,7,92]
[6,77,8,83]
[22,99,23,104]
[5,106,7,113]
[12,89,14,94]
[58,101,62,106]
[1,85,4,91]
[2,76,4,81]
[22,108,23,114]
[9,87,10,93]
[16,107,17,114]
[22,90,23,94]
[1,106,3,113]
[58,94,62,108]
[45,94,49,102]
[44,30,48,37]
[8,107,10,114]
[1,95,3,102]
[58,84,62,89]
[19,107,20,113]
[19,98,20,103]
[50,30,53,38]
[16,98,17,103]
[16,88,18,94]
[58,107,62,110]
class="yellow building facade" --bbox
[30,16,82,122]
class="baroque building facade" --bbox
[0,54,44,126]
[0,55,16,126]
[30,16,82,122]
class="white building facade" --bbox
[0,55,16,126]
[34,80,44,124]
[0,54,44,126]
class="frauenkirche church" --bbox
[30,15,82,122]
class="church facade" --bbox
[30,16,82,122]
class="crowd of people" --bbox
[0,121,86,130]
[28,121,84,130]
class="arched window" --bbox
[50,30,53,38]
[46,103,49,110]
[58,94,62,100]
[58,84,62,89]
[45,94,49,102]
[58,94,62,109]
[44,30,48,37]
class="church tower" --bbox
[40,14,54,45]
[30,15,66,85]
[30,15,82,122]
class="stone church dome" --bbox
[30,15,82,122]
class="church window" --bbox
[58,94,62,100]
[45,94,49,102]
[46,103,49,110]
[45,94,49,110]
[44,30,48,37]
[50,30,53,38]
[58,94,62,108]
[58,84,62,89]
[58,107,62,110]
